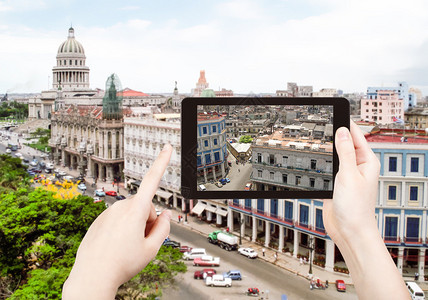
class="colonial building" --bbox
[192,70,209,97]
[49,74,127,183]
[405,107,428,130]
[123,113,182,206]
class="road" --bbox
[163,222,357,300]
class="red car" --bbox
[193,256,220,267]
[335,280,346,292]
[105,191,117,196]
[194,269,216,280]
[244,183,252,191]
[179,246,192,253]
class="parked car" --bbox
[15,153,23,158]
[44,168,52,174]
[5,148,11,154]
[63,175,74,182]
[238,247,258,259]
[335,280,346,292]
[94,189,106,197]
[40,153,49,158]
[406,281,424,299]
[179,246,192,253]
[29,168,42,173]
[105,191,117,196]
[205,274,231,287]
[225,178,230,183]
[198,184,207,191]
[78,183,87,191]
[46,163,54,169]
[76,175,85,183]
[93,197,103,203]
[162,238,180,248]
[223,270,242,280]
[183,248,207,260]
[215,181,223,188]
[193,256,220,267]
[30,160,37,166]
[219,178,227,185]
[244,182,252,191]
[115,195,126,201]
[194,269,216,280]
[23,158,30,163]
[58,171,67,177]
[39,161,46,169]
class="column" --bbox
[293,229,299,258]
[173,193,177,208]
[252,216,257,242]
[378,209,383,237]
[325,239,335,272]
[104,131,108,159]
[423,182,428,207]
[227,209,233,232]
[119,131,123,158]
[221,162,225,178]
[182,198,186,212]
[278,226,284,252]
[400,210,405,242]
[379,180,384,206]
[207,211,212,222]
[240,213,245,238]
[418,248,425,282]
[87,156,92,178]
[107,165,113,182]
[401,181,406,207]
[265,220,270,248]
[203,169,208,183]
[212,166,216,180]
[61,148,65,167]
[397,247,404,275]
[112,131,117,159]
[216,214,222,226]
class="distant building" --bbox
[227,142,252,162]
[405,107,428,129]
[367,82,417,111]
[360,90,404,125]
[312,88,338,97]
[276,82,313,97]
[215,88,234,97]
[192,70,209,97]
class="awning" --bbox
[131,180,141,187]
[191,202,206,215]
[155,189,173,199]
[215,208,228,216]
[205,205,217,213]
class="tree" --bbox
[239,135,253,143]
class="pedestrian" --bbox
[178,215,181,223]
[262,248,265,257]
[303,257,307,264]
[112,181,115,187]
[238,168,240,172]
[274,253,277,262]
[415,272,419,281]
[300,257,303,265]
[102,187,104,192]
[226,227,229,233]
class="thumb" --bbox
[145,210,172,250]
[335,127,357,173]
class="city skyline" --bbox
[1,0,428,95]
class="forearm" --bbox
[337,226,409,300]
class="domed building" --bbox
[52,27,90,91]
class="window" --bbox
[282,156,288,165]
[389,157,397,172]
[310,178,315,188]
[385,217,398,240]
[410,186,418,201]
[204,140,209,147]
[269,154,275,165]
[299,205,309,225]
[213,138,218,145]
[257,199,264,213]
[270,172,274,180]
[197,156,201,166]
[233,199,239,206]
[295,176,301,186]
[315,209,324,231]
[323,180,330,190]
[388,186,397,200]
[270,199,278,217]
[257,153,262,163]
[214,152,220,161]
[410,157,419,172]
[258,170,262,178]
[202,127,207,134]
[212,125,217,133]
[406,217,419,241]
[245,199,251,209]
[205,154,211,164]
[284,201,293,220]
[282,174,288,183]
[311,159,317,170]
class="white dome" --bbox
[57,27,85,55]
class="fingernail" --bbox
[163,210,172,220]
[162,144,172,152]
[337,127,350,141]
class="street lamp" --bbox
[308,235,315,275]
[239,217,245,245]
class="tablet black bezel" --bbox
[181,97,350,200]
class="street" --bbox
[163,222,357,300]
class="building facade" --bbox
[367,81,417,111]
[360,90,404,125]
[197,113,229,183]
[405,108,428,130]
[192,70,209,97]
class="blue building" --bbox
[367,81,417,111]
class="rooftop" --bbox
[197,112,225,121]
[365,128,428,144]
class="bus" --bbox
[7,142,18,151]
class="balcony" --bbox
[384,236,400,244]
[252,161,331,175]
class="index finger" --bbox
[134,144,173,210]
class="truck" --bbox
[208,230,238,251]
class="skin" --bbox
[323,122,410,300]
[62,144,173,299]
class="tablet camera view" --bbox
[196,105,333,192]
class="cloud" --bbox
[120,5,140,11]
[216,0,265,20]
[0,0,47,12]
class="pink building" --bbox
[360,90,404,125]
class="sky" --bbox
[1,0,428,95]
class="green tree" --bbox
[239,135,253,143]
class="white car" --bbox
[238,247,258,259]
[46,163,54,169]
[30,161,38,167]
[205,274,232,287]
[15,153,23,158]
[58,171,67,177]
[5,148,11,154]
[183,248,207,260]
[40,153,49,158]
[78,183,87,190]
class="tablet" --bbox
[181,97,349,199]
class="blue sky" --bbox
[1,0,428,96]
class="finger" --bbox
[349,121,375,166]
[335,127,357,173]
[134,144,173,209]
[145,210,172,253]
[145,204,158,236]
